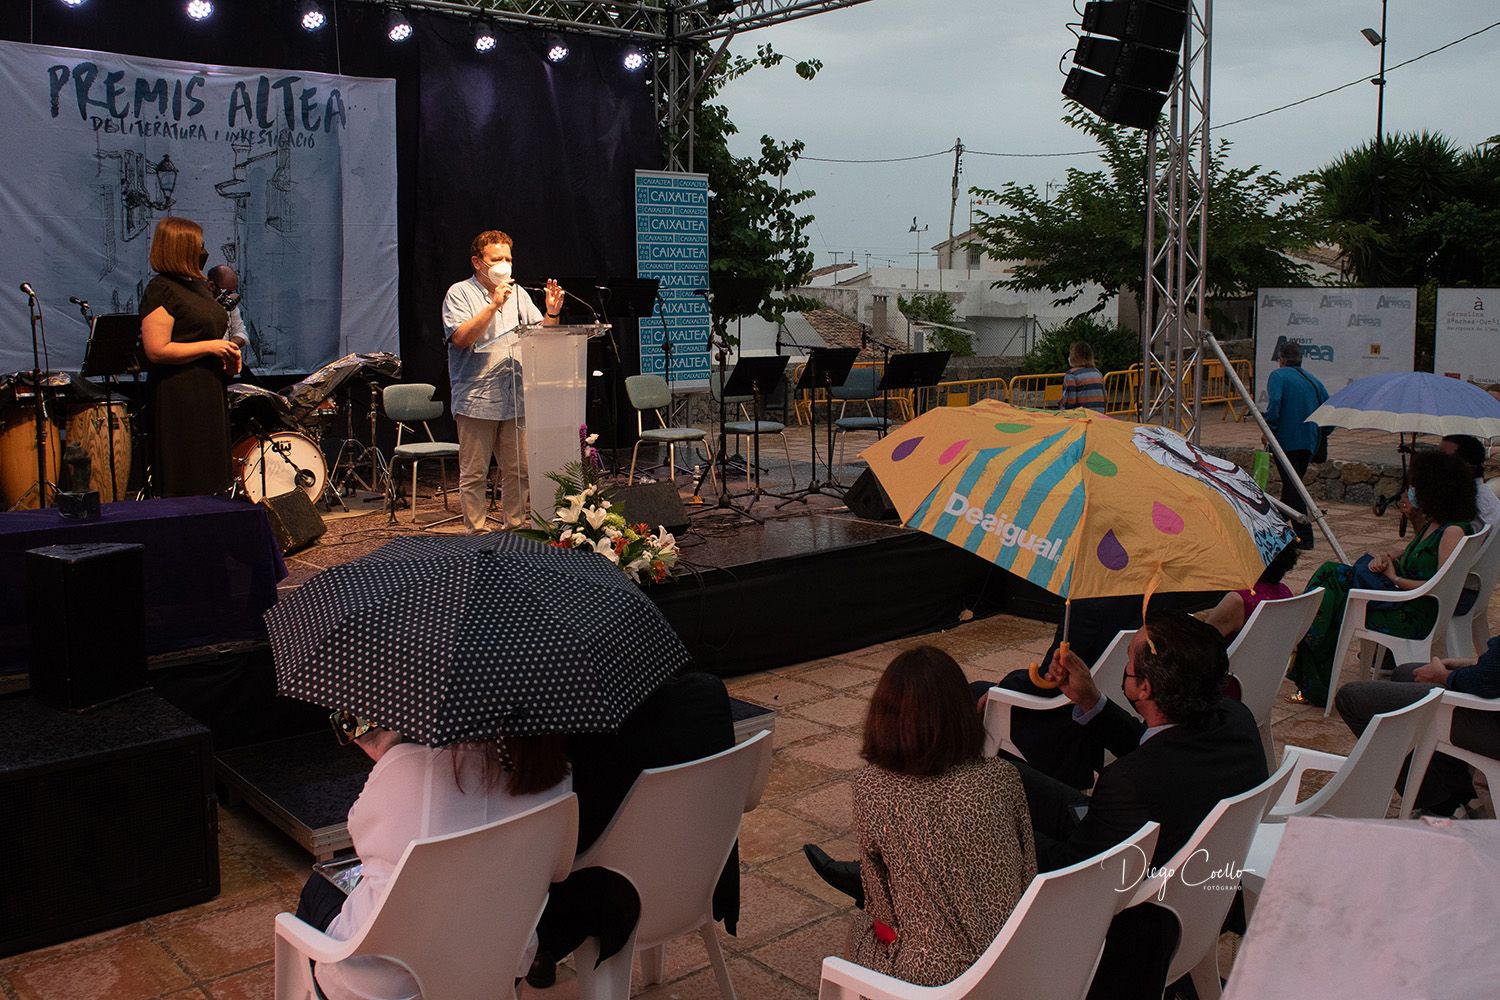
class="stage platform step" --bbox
[216,698,777,860]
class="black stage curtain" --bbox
[0,2,657,429]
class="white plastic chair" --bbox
[1445,525,1500,658]
[1400,688,1500,819]
[1123,759,1296,1000]
[1243,689,1444,917]
[1323,525,1489,718]
[1225,589,1324,765]
[816,823,1162,1000]
[572,730,773,1000]
[273,792,578,1000]
[1266,687,1442,822]
[981,629,1136,758]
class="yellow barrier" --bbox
[923,377,1009,409]
[1007,373,1067,410]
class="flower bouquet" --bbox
[516,461,680,585]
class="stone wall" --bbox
[1205,445,1405,506]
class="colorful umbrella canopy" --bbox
[860,401,1294,601]
[1309,371,1500,438]
[266,533,691,744]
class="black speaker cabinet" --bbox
[0,692,219,957]
[844,468,900,521]
[260,489,327,555]
[26,542,147,712]
[614,481,690,534]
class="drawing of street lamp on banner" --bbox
[119,151,179,240]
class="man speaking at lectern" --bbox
[442,230,564,533]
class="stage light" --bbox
[58,0,87,8]
[300,2,327,31]
[622,48,647,72]
[387,10,413,42]
[545,34,570,63]
[185,0,213,20]
[474,21,496,53]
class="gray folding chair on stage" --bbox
[710,366,796,490]
[381,383,462,528]
[832,366,895,463]
[625,374,716,488]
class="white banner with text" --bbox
[1253,287,1417,403]
[0,40,399,375]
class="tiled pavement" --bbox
[3,454,1489,998]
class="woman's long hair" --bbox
[861,646,984,777]
[452,733,569,795]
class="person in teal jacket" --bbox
[1263,341,1326,549]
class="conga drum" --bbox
[64,400,133,501]
[0,401,61,509]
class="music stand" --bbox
[80,314,143,502]
[878,350,951,424]
[719,354,791,507]
[777,346,858,507]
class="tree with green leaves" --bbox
[897,292,974,357]
[1022,315,1138,375]
[1309,132,1500,369]
[1310,131,1500,289]
[693,45,822,326]
[967,106,1316,333]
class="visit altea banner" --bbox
[1253,287,1417,404]
[0,40,399,375]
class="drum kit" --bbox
[0,351,402,512]
[227,351,401,507]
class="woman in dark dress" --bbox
[139,217,240,497]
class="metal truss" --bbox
[344,1,873,171]
[1141,0,1211,441]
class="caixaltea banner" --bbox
[0,40,399,375]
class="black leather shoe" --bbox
[803,843,865,908]
[525,955,557,989]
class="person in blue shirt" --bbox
[1263,341,1327,550]
[1335,639,1500,816]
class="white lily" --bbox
[655,527,678,552]
[584,505,613,531]
[591,536,620,563]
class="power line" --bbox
[799,148,953,163]
[1218,18,1500,129]
[789,19,1500,163]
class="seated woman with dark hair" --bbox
[1200,540,1300,642]
[845,646,1036,987]
[295,718,570,1000]
[1291,450,1478,706]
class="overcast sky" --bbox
[718,0,1499,270]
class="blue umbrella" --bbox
[1310,371,1500,438]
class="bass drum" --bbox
[232,431,327,505]
[64,401,132,501]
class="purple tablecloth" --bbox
[0,497,286,675]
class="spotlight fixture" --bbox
[474,21,497,53]
[622,48,647,72]
[185,0,213,20]
[58,0,87,8]
[387,9,413,42]
[545,33,570,63]
[300,2,327,31]
[706,0,737,15]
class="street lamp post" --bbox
[1362,0,1388,222]
[908,216,928,349]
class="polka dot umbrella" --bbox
[860,401,1295,620]
[265,532,691,745]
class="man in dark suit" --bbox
[1022,610,1268,870]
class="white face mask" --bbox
[487,261,512,285]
